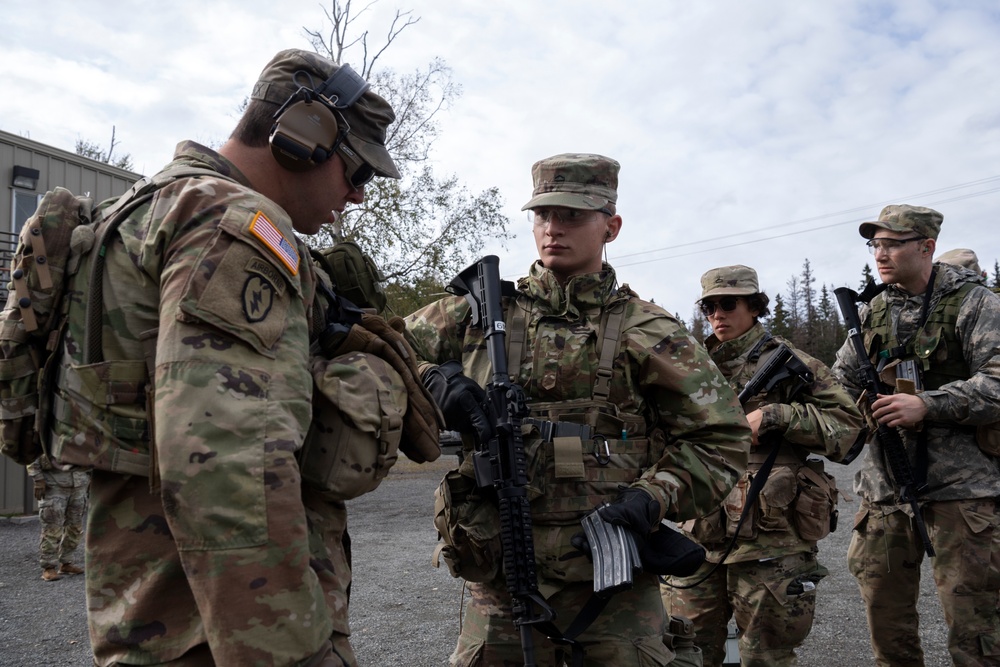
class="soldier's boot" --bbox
[59,562,84,575]
[41,567,63,582]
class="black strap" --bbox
[660,444,781,590]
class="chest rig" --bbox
[866,280,974,391]
[504,291,657,524]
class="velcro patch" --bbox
[249,211,299,275]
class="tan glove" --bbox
[33,478,47,501]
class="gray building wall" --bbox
[0,129,141,514]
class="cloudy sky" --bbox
[2,0,998,319]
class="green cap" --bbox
[859,204,942,240]
[700,265,760,300]
[251,49,400,179]
[521,153,619,211]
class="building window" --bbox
[11,190,43,234]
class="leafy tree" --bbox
[303,1,513,314]
[74,126,134,171]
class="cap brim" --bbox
[346,135,400,180]
[858,220,908,239]
[700,287,758,300]
[521,192,608,211]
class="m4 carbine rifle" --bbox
[835,284,934,557]
[446,255,556,667]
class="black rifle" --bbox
[738,342,813,404]
[447,255,556,667]
[835,285,934,557]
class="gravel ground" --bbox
[0,454,952,666]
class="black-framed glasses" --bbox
[699,296,742,317]
[866,236,925,255]
[336,142,375,189]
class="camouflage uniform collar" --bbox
[518,261,621,316]
[706,321,768,366]
[171,141,252,189]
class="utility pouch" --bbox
[976,423,1000,458]
[300,351,405,500]
[793,459,839,541]
[432,468,502,583]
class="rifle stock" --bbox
[834,285,934,557]
[447,256,555,666]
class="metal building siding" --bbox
[0,129,140,514]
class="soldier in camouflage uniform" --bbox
[661,265,864,667]
[47,49,401,665]
[26,453,90,581]
[406,153,751,666]
[832,205,1000,666]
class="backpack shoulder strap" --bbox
[592,291,631,402]
[84,166,235,364]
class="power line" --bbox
[612,180,1000,268]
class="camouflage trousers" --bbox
[848,498,1000,666]
[36,468,90,570]
[303,489,358,667]
[662,551,827,667]
[450,572,697,666]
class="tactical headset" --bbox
[269,64,370,172]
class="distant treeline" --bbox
[686,258,1000,367]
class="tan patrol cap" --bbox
[858,204,943,240]
[937,248,982,274]
[521,153,619,211]
[700,265,759,300]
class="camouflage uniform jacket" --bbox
[832,262,1000,504]
[49,141,333,664]
[684,323,863,561]
[407,261,749,527]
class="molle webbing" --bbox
[504,292,629,402]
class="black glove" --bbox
[639,525,706,577]
[423,361,494,445]
[597,487,660,536]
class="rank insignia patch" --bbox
[242,275,276,323]
[249,211,299,275]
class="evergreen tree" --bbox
[770,293,793,340]
[860,263,875,290]
[993,260,1000,288]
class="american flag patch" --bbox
[249,212,299,275]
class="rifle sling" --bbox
[661,444,781,590]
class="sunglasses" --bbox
[699,296,742,317]
[336,143,376,189]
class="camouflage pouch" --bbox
[757,465,797,532]
[793,459,839,541]
[432,468,502,583]
[312,241,387,313]
[299,351,406,500]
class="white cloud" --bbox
[2,0,998,317]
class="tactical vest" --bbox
[505,289,656,526]
[866,282,975,390]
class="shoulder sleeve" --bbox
[404,295,472,366]
[622,299,751,522]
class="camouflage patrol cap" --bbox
[937,248,982,274]
[858,204,942,240]
[700,265,760,299]
[251,49,400,179]
[521,153,619,211]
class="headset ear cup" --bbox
[269,99,340,171]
